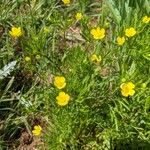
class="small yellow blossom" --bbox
[141,83,147,89]
[44,27,50,33]
[125,27,136,37]
[62,0,70,5]
[32,125,42,136]
[75,12,83,21]
[91,54,101,64]
[25,56,31,62]
[36,55,41,59]
[9,27,22,38]
[54,76,66,89]
[56,92,70,106]
[90,27,105,40]
[142,16,150,24]
[117,36,125,45]
[120,82,135,97]
[104,22,110,28]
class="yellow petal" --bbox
[129,89,135,96]
[90,29,96,35]
[127,82,135,89]
[34,125,42,131]
[32,130,41,136]
[121,90,129,97]
[120,83,125,89]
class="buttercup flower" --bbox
[32,125,42,136]
[9,27,22,38]
[56,92,70,106]
[54,76,66,89]
[120,82,135,97]
[142,16,150,24]
[25,56,31,62]
[125,27,136,37]
[90,54,101,64]
[90,27,105,40]
[62,0,70,5]
[117,36,125,45]
[75,12,83,21]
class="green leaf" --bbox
[106,0,121,24]
[145,97,150,114]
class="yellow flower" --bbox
[54,76,66,89]
[9,27,22,38]
[117,36,125,45]
[56,92,70,106]
[36,55,41,59]
[62,0,70,5]
[32,125,42,136]
[142,16,150,24]
[125,27,136,37]
[90,27,105,40]
[25,56,31,62]
[141,83,146,89]
[90,54,101,64]
[44,27,50,33]
[75,12,83,21]
[120,82,135,97]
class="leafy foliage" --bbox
[0,0,150,149]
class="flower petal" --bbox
[127,82,135,89]
[121,90,129,97]
[129,89,135,96]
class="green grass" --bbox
[0,0,150,149]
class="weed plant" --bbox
[0,0,150,149]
